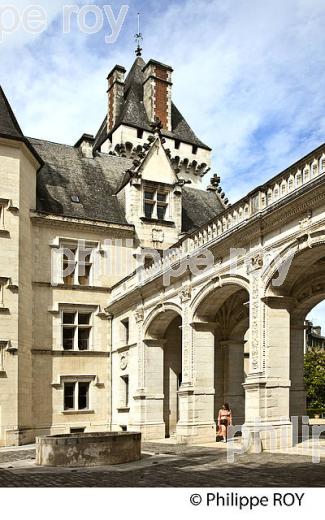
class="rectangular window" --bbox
[137,128,144,139]
[64,381,90,411]
[143,188,169,221]
[121,375,129,407]
[78,251,92,286]
[62,311,92,350]
[192,145,198,155]
[121,318,130,345]
[78,382,90,410]
[174,140,180,150]
[64,382,75,410]
[61,243,94,286]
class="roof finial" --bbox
[135,12,143,57]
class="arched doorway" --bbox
[193,280,250,428]
[144,307,182,438]
[265,241,325,436]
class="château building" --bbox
[1,49,325,448]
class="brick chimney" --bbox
[142,60,173,131]
[107,65,126,133]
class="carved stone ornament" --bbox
[180,285,192,303]
[299,210,312,229]
[152,228,164,243]
[250,253,264,271]
[134,307,144,323]
[120,353,128,371]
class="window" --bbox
[157,192,168,220]
[61,242,94,286]
[62,311,92,350]
[143,188,169,221]
[64,381,90,411]
[78,251,92,286]
[174,139,180,150]
[192,145,198,155]
[121,318,129,345]
[137,128,144,139]
[70,427,85,434]
[144,190,155,219]
[120,375,129,408]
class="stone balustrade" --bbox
[111,145,325,299]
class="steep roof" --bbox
[94,57,211,151]
[31,138,132,225]
[0,86,42,165]
[0,86,24,139]
[31,137,223,231]
[182,187,225,233]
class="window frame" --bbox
[60,240,96,287]
[63,379,91,412]
[120,318,130,346]
[142,186,170,221]
[120,374,130,409]
[61,308,93,351]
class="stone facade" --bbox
[1,54,325,450]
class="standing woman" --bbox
[217,403,232,442]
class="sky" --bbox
[1,0,325,326]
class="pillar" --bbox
[290,322,307,441]
[176,321,216,443]
[243,295,294,449]
[131,338,166,440]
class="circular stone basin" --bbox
[36,431,141,467]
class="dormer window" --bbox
[143,189,169,221]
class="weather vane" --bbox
[135,12,143,57]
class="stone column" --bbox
[244,296,294,449]
[132,338,166,440]
[222,340,245,425]
[176,321,216,443]
[130,306,165,440]
[290,322,307,440]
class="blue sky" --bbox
[1,0,325,327]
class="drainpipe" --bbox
[106,312,113,431]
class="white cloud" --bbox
[0,0,325,203]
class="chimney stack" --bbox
[142,60,173,131]
[107,65,126,133]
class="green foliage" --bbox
[304,349,325,409]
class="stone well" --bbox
[36,431,141,467]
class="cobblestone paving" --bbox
[0,443,324,487]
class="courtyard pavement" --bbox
[0,441,324,487]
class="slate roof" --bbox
[31,137,224,230]
[0,86,42,164]
[31,138,132,225]
[182,186,225,233]
[0,85,24,139]
[93,57,211,152]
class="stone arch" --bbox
[263,228,325,296]
[144,302,182,339]
[192,275,250,426]
[143,302,183,439]
[262,233,325,422]
[191,274,250,320]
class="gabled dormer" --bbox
[116,125,189,249]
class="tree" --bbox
[304,349,325,411]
